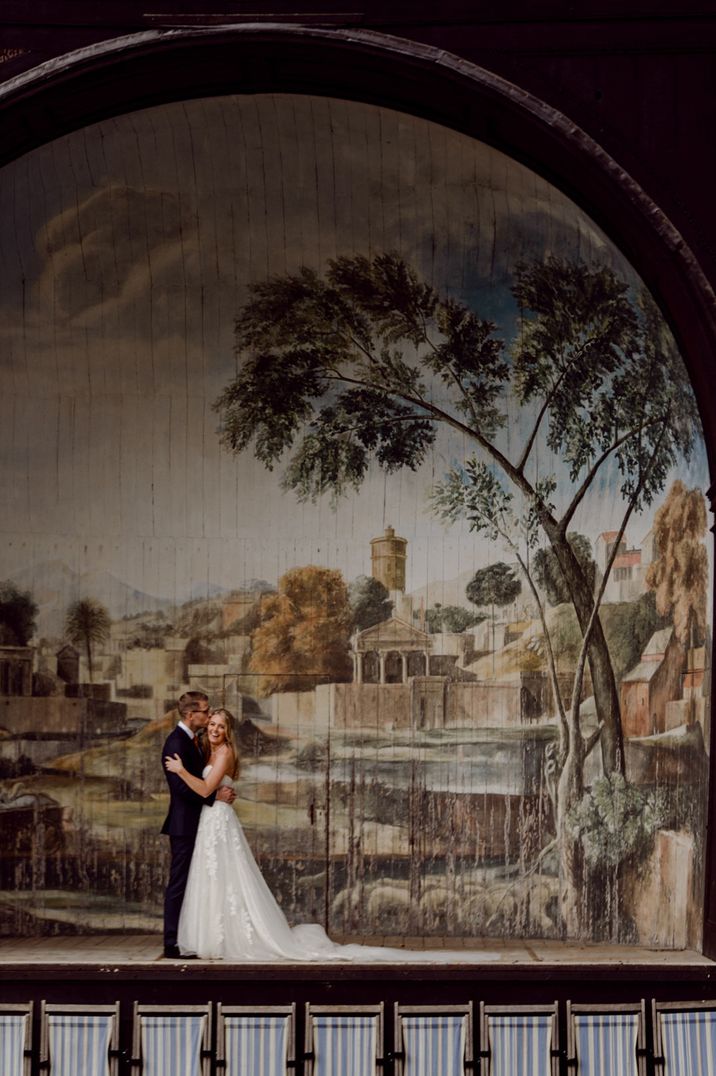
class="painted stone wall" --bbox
[0,94,710,946]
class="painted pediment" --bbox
[356,616,430,649]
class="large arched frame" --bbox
[2,22,716,955]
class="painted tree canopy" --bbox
[0,582,38,646]
[425,604,483,634]
[646,480,708,645]
[533,534,596,608]
[249,566,353,695]
[348,575,393,632]
[466,562,521,610]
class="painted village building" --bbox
[621,627,688,739]
[595,528,656,604]
[0,646,33,698]
[0,644,128,774]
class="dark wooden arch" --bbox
[1,20,716,957]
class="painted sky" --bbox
[0,93,709,613]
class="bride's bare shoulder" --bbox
[216,743,234,765]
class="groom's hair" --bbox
[178,690,209,716]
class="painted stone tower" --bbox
[370,525,407,592]
[371,525,413,621]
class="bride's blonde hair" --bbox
[211,707,240,779]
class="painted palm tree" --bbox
[64,598,111,684]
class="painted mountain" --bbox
[8,561,175,638]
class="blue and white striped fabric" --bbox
[401,1014,467,1075]
[659,1009,716,1076]
[140,1014,207,1076]
[48,1013,114,1076]
[0,1013,29,1076]
[312,1014,379,1076]
[486,1013,554,1076]
[224,1014,290,1076]
[574,1013,639,1075]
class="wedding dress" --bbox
[177,769,499,962]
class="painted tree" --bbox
[466,561,521,657]
[250,566,353,695]
[533,534,595,607]
[64,598,111,683]
[568,772,668,940]
[216,252,698,933]
[425,603,483,634]
[0,582,38,646]
[128,619,173,650]
[348,575,393,632]
[645,480,708,647]
[183,634,224,680]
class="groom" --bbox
[160,690,235,958]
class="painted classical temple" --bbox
[353,526,430,683]
[352,616,431,683]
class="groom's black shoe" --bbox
[162,945,197,959]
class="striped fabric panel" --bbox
[574,1013,639,1076]
[487,1013,553,1076]
[312,1014,379,1076]
[140,1014,207,1076]
[660,1010,716,1076]
[48,1014,113,1076]
[0,1014,29,1076]
[224,1014,289,1076]
[401,1014,466,1076]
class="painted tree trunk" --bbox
[556,731,586,936]
[547,528,624,775]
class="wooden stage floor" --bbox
[1,934,713,971]
[2,935,715,1016]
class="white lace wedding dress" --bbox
[177,769,498,962]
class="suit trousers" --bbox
[164,835,195,948]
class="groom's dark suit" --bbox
[161,722,216,951]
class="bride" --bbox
[165,709,497,962]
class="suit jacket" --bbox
[160,724,216,837]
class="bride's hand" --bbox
[165,753,184,774]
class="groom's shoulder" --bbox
[161,711,183,749]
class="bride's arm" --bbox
[164,745,234,798]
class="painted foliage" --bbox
[0,95,710,945]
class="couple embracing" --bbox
[159,690,495,964]
[160,691,235,958]
[159,689,347,962]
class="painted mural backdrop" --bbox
[0,95,710,946]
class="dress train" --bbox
[178,771,498,962]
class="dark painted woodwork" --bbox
[3,962,716,1075]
